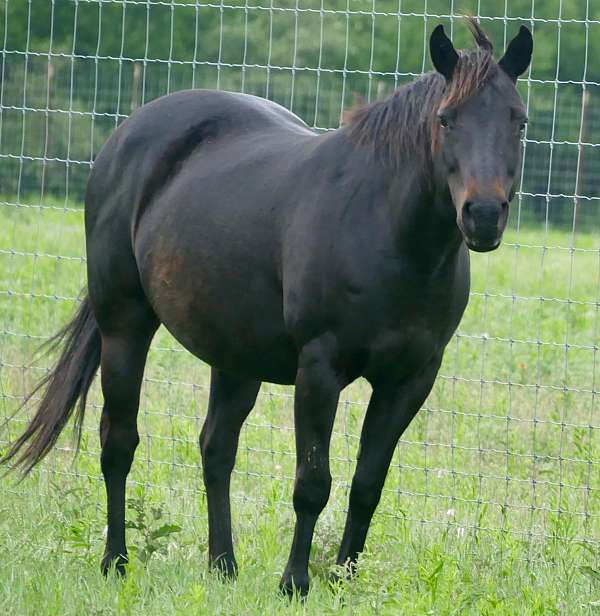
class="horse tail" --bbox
[1,295,101,475]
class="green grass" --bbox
[0,200,599,615]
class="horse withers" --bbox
[1,19,532,596]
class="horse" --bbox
[1,19,532,596]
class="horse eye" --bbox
[439,115,449,128]
[519,121,527,133]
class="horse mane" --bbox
[343,17,497,170]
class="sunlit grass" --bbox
[0,202,599,614]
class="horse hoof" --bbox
[330,560,358,585]
[279,570,310,599]
[209,556,238,581]
[100,553,128,577]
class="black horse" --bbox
[2,20,532,596]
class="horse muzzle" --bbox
[458,198,508,252]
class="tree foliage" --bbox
[1,0,598,227]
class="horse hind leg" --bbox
[97,298,158,575]
[199,368,261,578]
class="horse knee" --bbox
[199,430,236,486]
[293,467,332,517]
[349,475,383,520]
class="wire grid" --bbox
[0,0,599,564]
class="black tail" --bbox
[1,295,101,475]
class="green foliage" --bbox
[0,0,599,231]
[125,493,183,565]
[0,189,599,614]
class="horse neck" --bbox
[336,114,463,269]
[383,160,464,269]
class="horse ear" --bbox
[498,26,533,82]
[430,25,459,82]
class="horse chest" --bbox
[343,271,469,381]
[358,310,444,373]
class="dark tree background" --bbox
[1,0,599,230]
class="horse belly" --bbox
[145,262,298,383]
[135,197,298,385]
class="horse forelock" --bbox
[440,15,496,110]
[344,17,498,173]
[431,47,497,154]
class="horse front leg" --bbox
[280,336,341,597]
[336,354,443,573]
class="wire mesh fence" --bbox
[0,0,599,564]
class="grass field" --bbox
[0,200,599,615]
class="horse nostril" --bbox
[501,201,508,212]
[461,201,476,233]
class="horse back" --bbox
[85,90,312,233]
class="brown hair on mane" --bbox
[344,17,496,170]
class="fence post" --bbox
[574,89,590,229]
